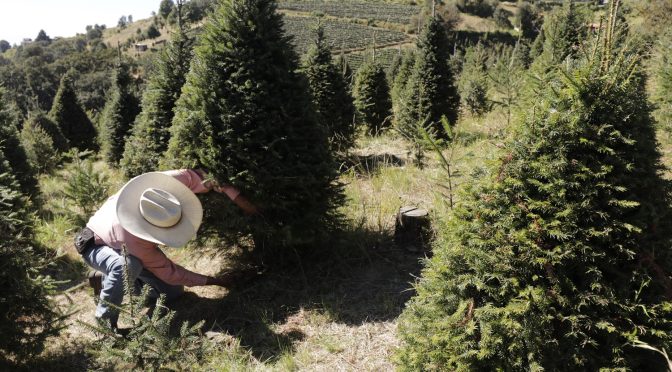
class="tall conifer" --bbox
[301,24,356,156]
[397,6,672,370]
[121,3,194,177]
[0,149,57,362]
[0,89,38,196]
[101,63,140,165]
[352,60,392,134]
[396,15,459,138]
[165,0,342,252]
[49,70,97,151]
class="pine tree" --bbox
[397,7,672,370]
[165,0,342,252]
[537,0,586,64]
[20,119,60,174]
[517,1,542,40]
[352,59,392,134]
[458,43,489,116]
[101,63,140,166]
[397,15,459,138]
[0,89,38,196]
[0,150,58,363]
[336,53,354,88]
[49,70,97,151]
[301,24,356,156]
[122,3,194,178]
[24,111,69,152]
[391,49,416,125]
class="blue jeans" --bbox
[81,245,184,323]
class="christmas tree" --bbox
[301,24,356,156]
[0,89,38,196]
[49,70,97,151]
[122,5,193,177]
[165,0,342,252]
[396,15,459,138]
[352,59,392,134]
[101,62,140,166]
[397,5,672,370]
[0,149,58,363]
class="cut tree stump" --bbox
[394,206,431,253]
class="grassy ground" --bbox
[26,107,508,370]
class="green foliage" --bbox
[20,118,60,174]
[396,16,459,139]
[538,0,587,64]
[397,11,672,370]
[122,15,193,178]
[352,59,392,134]
[0,89,39,196]
[23,111,69,152]
[493,7,512,29]
[86,251,208,370]
[516,1,541,40]
[454,0,498,18]
[49,70,98,151]
[145,24,161,39]
[489,42,526,126]
[100,63,140,166]
[458,43,489,116]
[391,49,415,125]
[35,29,51,43]
[0,150,59,364]
[159,0,176,19]
[62,150,110,226]
[302,24,356,156]
[165,0,343,252]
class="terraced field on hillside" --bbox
[283,16,411,55]
[278,0,420,24]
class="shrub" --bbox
[493,7,512,29]
[455,0,498,18]
[62,150,110,226]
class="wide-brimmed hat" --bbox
[116,172,203,248]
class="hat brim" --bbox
[116,172,203,248]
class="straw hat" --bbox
[116,172,203,247]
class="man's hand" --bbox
[205,267,264,287]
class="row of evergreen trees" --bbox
[396,1,672,370]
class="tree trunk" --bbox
[394,206,431,253]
